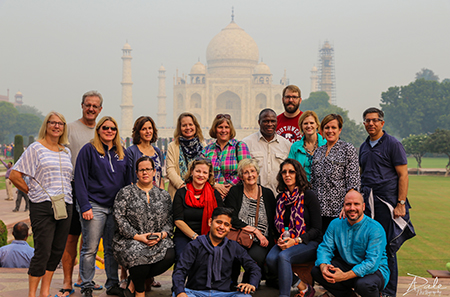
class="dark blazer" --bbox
[225,184,277,243]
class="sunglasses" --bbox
[101,126,117,131]
[216,114,231,120]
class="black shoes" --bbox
[81,288,93,297]
[106,283,125,297]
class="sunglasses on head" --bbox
[101,126,117,131]
[216,114,231,120]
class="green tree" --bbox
[415,68,439,81]
[28,135,35,146]
[402,134,428,169]
[14,135,24,164]
[381,79,450,138]
[13,113,42,138]
[301,92,366,147]
[0,101,19,143]
[427,129,450,177]
[16,104,45,121]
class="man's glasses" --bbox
[83,103,101,110]
[47,121,65,127]
[138,168,154,173]
[216,114,231,120]
[281,170,296,176]
[283,96,300,100]
[101,126,117,131]
[363,118,383,124]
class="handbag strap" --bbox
[254,186,261,228]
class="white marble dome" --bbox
[206,21,259,69]
[190,61,206,74]
[254,62,271,75]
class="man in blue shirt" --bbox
[359,107,415,297]
[311,191,389,297]
[172,207,261,297]
[0,222,34,268]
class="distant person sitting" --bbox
[172,207,261,297]
[0,222,34,268]
[311,191,389,297]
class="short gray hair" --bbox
[237,158,260,179]
[82,90,103,106]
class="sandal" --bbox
[74,281,103,290]
[54,288,75,297]
[151,280,161,287]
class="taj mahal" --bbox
[119,14,335,141]
[119,15,287,140]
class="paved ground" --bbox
[1,188,450,296]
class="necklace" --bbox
[303,139,318,156]
[244,186,258,200]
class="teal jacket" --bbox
[315,216,390,288]
[288,134,327,180]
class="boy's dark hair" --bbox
[211,207,233,220]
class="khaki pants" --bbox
[5,178,14,200]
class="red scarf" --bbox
[185,182,217,235]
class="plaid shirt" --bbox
[202,139,251,185]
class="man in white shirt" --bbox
[243,108,291,195]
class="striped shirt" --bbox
[238,194,269,237]
[201,139,251,185]
[13,142,73,204]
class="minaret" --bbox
[120,41,134,139]
[310,66,319,93]
[157,65,167,127]
[317,41,336,104]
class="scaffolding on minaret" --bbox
[317,41,336,104]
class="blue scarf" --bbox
[197,235,229,288]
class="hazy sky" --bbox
[1,0,449,127]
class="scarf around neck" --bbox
[198,235,229,288]
[275,187,306,238]
[185,182,217,235]
[179,136,203,178]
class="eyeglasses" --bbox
[363,118,383,124]
[101,126,117,131]
[138,168,154,173]
[47,121,65,127]
[216,114,231,120]
[281,170,296,176]
[283,96,300,100]
[83,103,101,110]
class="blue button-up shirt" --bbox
[315,215,390,288]
[0,240,34,268]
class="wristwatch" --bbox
[398,200,406,205]
[297,237,303,244]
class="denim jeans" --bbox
[79,201,118,290]
[266,241,319,297]
[173,288,251,297]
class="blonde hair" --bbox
[91,116,125,160]
[174,112,204,144]
[298,110,320,133]
[37,111,69,145]
[209,115,236,139]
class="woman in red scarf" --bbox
[173,158,223,262]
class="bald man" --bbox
[311,191,390,297]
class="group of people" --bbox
[5,84,414,297]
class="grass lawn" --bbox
[397,175,450,276]
[407,157,448,169]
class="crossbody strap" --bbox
[254,185,261,228]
